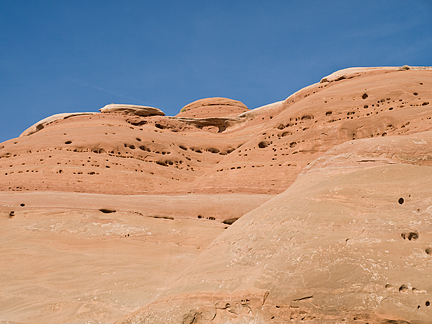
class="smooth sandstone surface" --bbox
[1,67,432,323]
[121,131,432,323]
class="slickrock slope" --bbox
[1,66,432,324]
[0,192,271,324]
[118,130,432,324]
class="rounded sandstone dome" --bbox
[176,97,249,118]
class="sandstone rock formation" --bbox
[99,104,165,117]
[120,131,432,323]
[176,97,249,118]
[20,112,96,136]
[1,67,432,323]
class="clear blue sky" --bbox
[1,0,431,142]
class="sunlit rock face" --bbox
[176,97,249,118]
[1,66,432,323]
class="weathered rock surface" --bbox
[118,130,432,324]
[1,66,432,323]
[20,112,96,136]
[99,104,165,116]
[176,97,249,118]
[1,68,431,196]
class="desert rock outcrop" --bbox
[120,131,432,323]
[176,97,249,118]
[1,68,431,195]
[99,104,165,116]
[1,66,432,324]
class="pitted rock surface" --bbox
[1,67,432,324]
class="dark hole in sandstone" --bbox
[151,216,174,220]
[139,145,151,152]
[398,198,404,204]
[399,285,408,293]
[426,248,432,255]
[258,141,270,149]
[401,231,419,241]
[156,161,168,167]
[127,120,147,126]
[413,92,418,95]
[426,301,430,306]
[207,148,220,154]
[99,208,116,213]
[20,203,25,207]
[223,218,239,225]
[65,141,72,144]
[208,217,216,220]
[362,93,368,99]
[9,211,15,217]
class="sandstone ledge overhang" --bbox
[170,116,243,132]
[99,104,165,117]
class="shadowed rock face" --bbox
[1,67,432,323]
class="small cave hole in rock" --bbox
[401,232,419,241]
[425,247,432,255]
[258,141,270,149]
[65,141,72,144]
[99,208,116,213]
[426,301,430,307]
[20,203,25,207]
[9,211,15,217]
[223,217,239,225]
[398,197,404,204]
[362,93,368,99]
[399,285,409,293]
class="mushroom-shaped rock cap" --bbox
[177,97,249,118]
[99,104,165,117]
